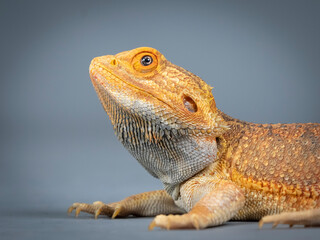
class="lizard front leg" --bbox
[68,190,185,219]
[149,180,245,230]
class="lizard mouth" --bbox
[89,59,138,90]
[89,57,173,110]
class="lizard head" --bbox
[89,47,228,199]
[90,47,227,133]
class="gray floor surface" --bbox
[1,207,320,240]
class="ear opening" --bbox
[183,95,198,113]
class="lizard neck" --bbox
[98,86,219,198]
[217,109,251,126]
[217,109,252,141]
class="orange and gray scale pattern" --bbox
[223,120,320,220]
[93,79,218,192]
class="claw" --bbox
[112,206,122,219]
[272,222,279,229]
[75,207,81,217]
[67,206,74,215]
[258,219,264,229]
[148,220,156,231]
[95,207,102,219]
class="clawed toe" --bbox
[259,209,320,229]
[149,214,205,230]
[67,202,81,217]
[94,207,102,219]
[259,215,284,229]
[67,201,107,219]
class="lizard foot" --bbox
[259,209,320,229]
[67,201,124,219]
[149,213,206,230]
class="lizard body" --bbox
[69,47,320,229]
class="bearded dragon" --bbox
[68,47,320,230]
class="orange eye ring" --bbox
[132,52,158,73]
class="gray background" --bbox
[1,0,319,239]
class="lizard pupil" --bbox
[141,55,153,66]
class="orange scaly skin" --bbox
[68,47,320,230]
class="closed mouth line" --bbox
[91,62,173,110]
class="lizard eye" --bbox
[140,55,153,66]
[132,52,158,73]
[183,95,198,113]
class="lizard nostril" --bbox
[110,59,118,66]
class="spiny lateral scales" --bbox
[68,47,320,230]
